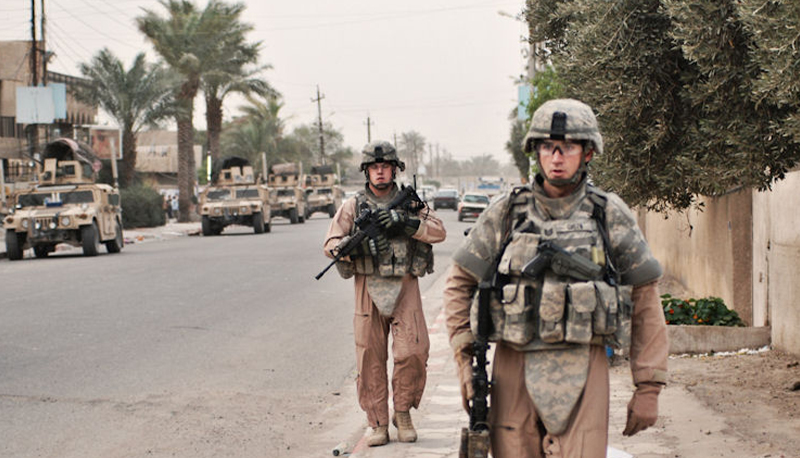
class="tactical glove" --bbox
[623,382,662,436]
[376,209,421,237]
[376,208,404,230]
[454,343,474,414]
[356,233,389,257]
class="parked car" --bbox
[433,188,459,210]
[458,192,490,221]
[418,185,437,205]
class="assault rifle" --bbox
[459,281,492,458]
[315,184,424,280]
[521,240,602,281]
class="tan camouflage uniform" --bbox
[444,176,668,458]
[324,185,446,428]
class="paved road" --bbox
[0,209,471,457]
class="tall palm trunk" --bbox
[206,96,223,165]
[121,126,137,187]
[177,118,194,222]
[176,80,198,223]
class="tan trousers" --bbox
[353,274,430,427]
[489,344,610,458]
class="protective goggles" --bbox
[533,140,586,158]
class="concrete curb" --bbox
[668,325,771,354]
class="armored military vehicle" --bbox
[268,162,306,224]
[303,164,343,219]
[3,138,123,260]
[198,157,271,236]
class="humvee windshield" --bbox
[61,190,94,204]
[235,188,259,199]
[17,190,95,207]
[317,188,332,195]
[206,189,231,201]
[17,193,50,207]
[277,189,294,197]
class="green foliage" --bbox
[525,0,800,212]
[662,294,745,327]
[120,185,166,228]
[74,48,175,188]
[507,65,564,181]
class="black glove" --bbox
[376,208,404,230]
[354,233,389,257]
[376,209,420,237]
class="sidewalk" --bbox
[341,271,762,458]
[0,221,201,259]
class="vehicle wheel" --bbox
[253,212,265,234]
[327,203,336,218]
[458,213,464,222]
[304,206,311,221]
[202,216,213,236]
[81,222,101,257]
[106,220,124,253]
[5,230,24,261]
[264,221,271,233]
[289,207,299,224]
[33,245,51,258]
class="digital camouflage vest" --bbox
[349,186,433,316]
[467,185,633,352]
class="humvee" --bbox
[198,157,271,236]
[303,164,343,219]
[3,138,123,260]
[267,162,307,224]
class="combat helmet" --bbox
[522,98,603,156]
[360,140,406,172]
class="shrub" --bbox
[662,294,745,327]
[120,184,166,228]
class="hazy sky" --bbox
[2,0,529,162]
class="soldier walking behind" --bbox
[444,99,668,458]
[323,141,446,447]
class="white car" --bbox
[458,192,490,221]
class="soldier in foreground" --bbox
[444,99,668,457]
[323,141,446,447]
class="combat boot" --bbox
[366,425,389,447]
[392,411,418,443]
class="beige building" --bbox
[0,40,96,161]
[136,129,204,192]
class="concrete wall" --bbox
[753,171,800,353]
[642,189,753,323]
[644,170,800,355]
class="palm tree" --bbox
[221,95,285,166]
[138,0,246,222]
[200,11,277,166]
[73,48,174,187]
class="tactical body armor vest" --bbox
[351,188,434,279]
[470,185,633,351]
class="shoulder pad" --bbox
[510,185,532,205]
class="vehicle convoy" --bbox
[303,164,342,218]
[198,157,271,236]
[268,162,307,224]
[2,138,123,260]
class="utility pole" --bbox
[312,85,326,164]
[365,114,373,143]
[40,0,46,85]
[30,0,37,87]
